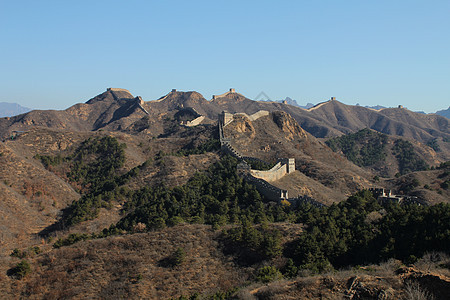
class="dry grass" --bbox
[3,224,247,299]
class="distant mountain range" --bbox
[264,99,449,119]
[262,97,318,109]
[436,107,450,119]
[0,102,32,118]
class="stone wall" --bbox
[250,162,287,182]
[212,88,245,100]
[107,88,131,93]
[244,174,288,201]
[287,195,325,208]
[184,116,205,127]
[219,110,269,128]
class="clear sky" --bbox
[1,0,449,112]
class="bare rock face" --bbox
[272,111,307,140]
[223,114,256,140]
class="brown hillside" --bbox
[384,168,450,204]
[0,141,79,255]
[2,225,449,299]
[2,225,246,299]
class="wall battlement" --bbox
[212,88,245,100]
[369,188,426,206]
[107,88,131,93]
[182,116,205,127]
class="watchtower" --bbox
[220,111,233,126]
[281,158,296,173]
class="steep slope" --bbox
[0,141,80,255]
[1,225,246,299]
[0,88,146,139]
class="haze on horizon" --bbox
[1,0,449,113]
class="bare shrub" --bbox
[234,287,257,300]
[255,279,289,300]
[404,281,434,300]
[378,258,402,274]
[132,222,146,233]
[416,252,449,273]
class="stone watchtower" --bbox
[281,158,296,173]
[220,111,233,126]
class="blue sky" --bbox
[1,0,449,112]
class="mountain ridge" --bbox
[1,88,448,144]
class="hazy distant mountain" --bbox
[300,102,315,109]
[364,105,386,110]
[282,97,299,106]
[0,102,32,117]
[436,107,450,119]
[261,97,315,109]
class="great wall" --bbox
[218,110,325,207]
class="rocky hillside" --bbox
[326,128,449,178]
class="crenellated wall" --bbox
[183,116,205,127]
[251,162,287,182]
[244,174,288,201]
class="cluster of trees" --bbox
[326,128,388,167]
[326,129,430,176]
[112,155,292,232]
[34,154,66,168]
[392,139,428,175]
[223,219,283,264]
[7,260,31,279]
[35,136,132,226]
[66,136,127,192]
[175,138,220,156]
[62,136,132,225]
[426,138,441,152]
[288,190,450,273]
[245,159,275,171]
